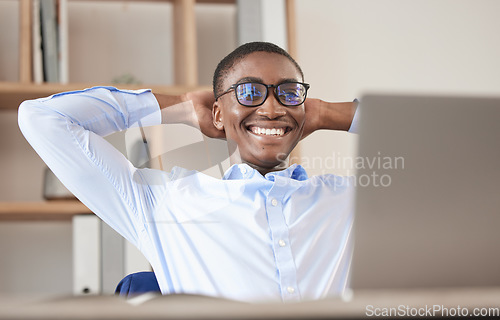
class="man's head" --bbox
[212,42,308,174]
[213,42,304,99]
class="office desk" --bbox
[1,287,499,319]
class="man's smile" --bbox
[246,123,293,138]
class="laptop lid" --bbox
[350,94,500,289]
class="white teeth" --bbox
[250,127,286,136]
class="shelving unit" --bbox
[0,0,297,220]
[3,0,237,111]
[1,0,297,104]
[0,201,91,221]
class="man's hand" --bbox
[301,98,357,140]
[183,91,225,139]
[154,91,225,139]
[302,98,323,140]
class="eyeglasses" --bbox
[215,81,310,107]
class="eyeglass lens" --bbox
[235,83,307,106]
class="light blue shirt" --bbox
[18,87,356,303]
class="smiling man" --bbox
[19,42,358,302]
[213,50,307,174]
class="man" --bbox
[19,42,358,303]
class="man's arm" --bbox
[301,98,359,139]
[18,87,207,245]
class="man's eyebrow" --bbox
[279,78,302,84]
[236,77,302,84]
[236,77,263,84]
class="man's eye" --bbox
[238,86,263,101]
[283,90,299,96]
[280,90,300,100]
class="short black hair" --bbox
[212,41,304,98]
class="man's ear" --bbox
[212,101,225,131]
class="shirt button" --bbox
[271,198,278,206]
[240,166,247,174]
[287,286,295,294]
[278,239,286,247]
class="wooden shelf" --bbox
[0,82,211,110]
[80,0,236,3]
[0,201,93,221]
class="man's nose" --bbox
[255,93,286,119]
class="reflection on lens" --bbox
[277,83,305,106]
[237,83,265,106]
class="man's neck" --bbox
[239,160,289,176]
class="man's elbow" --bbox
[18,99,49,140]
[18,100,34,131]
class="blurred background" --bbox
[0,0,499,297]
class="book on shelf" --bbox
[32,0,43,83]
[33,0,68,84]
[58,0,68,84]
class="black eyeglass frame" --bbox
[215,81,310,107]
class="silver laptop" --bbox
[351,94,500,289]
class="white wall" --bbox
[295,0,500,176]
[297,0,500,98]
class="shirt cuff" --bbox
[347,98,360,134]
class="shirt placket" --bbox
[266,175,300,302]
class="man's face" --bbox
[213,52,306,172]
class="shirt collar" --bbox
[223,163,308,181]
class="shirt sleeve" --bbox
[347,99,360,134]
[18,86,162,246]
